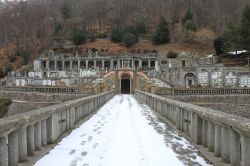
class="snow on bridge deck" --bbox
[34,95,212,166]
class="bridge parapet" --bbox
[135,90,250,166]
[155,87,250,95]
[0,91,115,166]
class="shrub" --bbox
[8,54,17,63]
[71,28,86,46]
[88,33,96,42]
[136,21,146,34]
[167,51,178,58]
[18,51,30,65]
[0,97,12,118]
[95,32,108,39]
[122,33,137,48]
[110,28,123,43]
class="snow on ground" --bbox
[34,95,212,166]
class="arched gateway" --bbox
[119,71,133,94]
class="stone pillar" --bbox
[62,60,65,71]
[214,124,221,157]
[0,136,8,166]
[86,60,88,69]
[117,60,120,69]
[230,129,240,166]
[34,121,42,151]
[70,107,76,129]
[78,60,81,71]
[102,60,105,70]
[18,127,28,162]
[202,119,208,147]
[47,114,58,144]
[242,134,250,166]
[54,60,57,71]
[139,60,142,69]
[191,112,202,144]
[8,130,18,166]
[110,59,114,70]
[221,126,230,164]
[46,60,49,70]
[27,124,35,156]
[41,119,47,146]
[94,60,97,69]
[70,61,73,71]
[148,60,151,68]
[208,121,215,152]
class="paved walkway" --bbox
[35,95,212,166]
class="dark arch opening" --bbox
[121,79,130,94]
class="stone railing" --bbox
[135,90,250,166]
[155,87,250,95]
[0,86,80,94]
[0,91,115,166]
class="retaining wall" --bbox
[0,91,115,166]
[135,90,250,166]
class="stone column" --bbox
[0,136,8,166]
[78,60,81,71]
[139,60,142,69]
[27,124,35,156]
[54,60,57,71]
[117,60,120,69]
[102,60,105,70]
[34,121,42,151]
[208,121,215,152]
[41,119,47,146]
[70,107,76,129]
[70,61,73,71]
[18,127,28,162]
[94,60,97,69]
[230,129,240,166]
[202,119,208,147]
[221,126,230,164]
[242,134,250,166]
[62,60,65,71]
[191,112,202,144]
[47,114,58,144]
[8,130,18,166]
[46,60,49,70]
[86,60,88,69]
[148,60,151,68]
[110,59,114,70]
[214,124,221,157]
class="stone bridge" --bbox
[0,90,250,166]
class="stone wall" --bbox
[163,95,250,118]
[135,90,250,166]
[0,91,115,166]
[0,91,89,117]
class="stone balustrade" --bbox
[155,87,250,95]
[0,91,115,166]
[135,90,250,166]
[0,86,80,94]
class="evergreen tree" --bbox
[213,37,225,55]
[61,2,71,21]
[182,10,197,31]
[122,33,137,48]
[110,28,123,43]
[136,20,146,34]
[240,4,250,52]
[152,17,170,45]
[71,28,86,46]
[182,10,193,24]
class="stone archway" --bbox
[121,73,131,94]
[185,73,195,88]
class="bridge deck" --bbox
[34,95,211,166]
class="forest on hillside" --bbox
[0,0,250,46]
[0,0,249,69]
